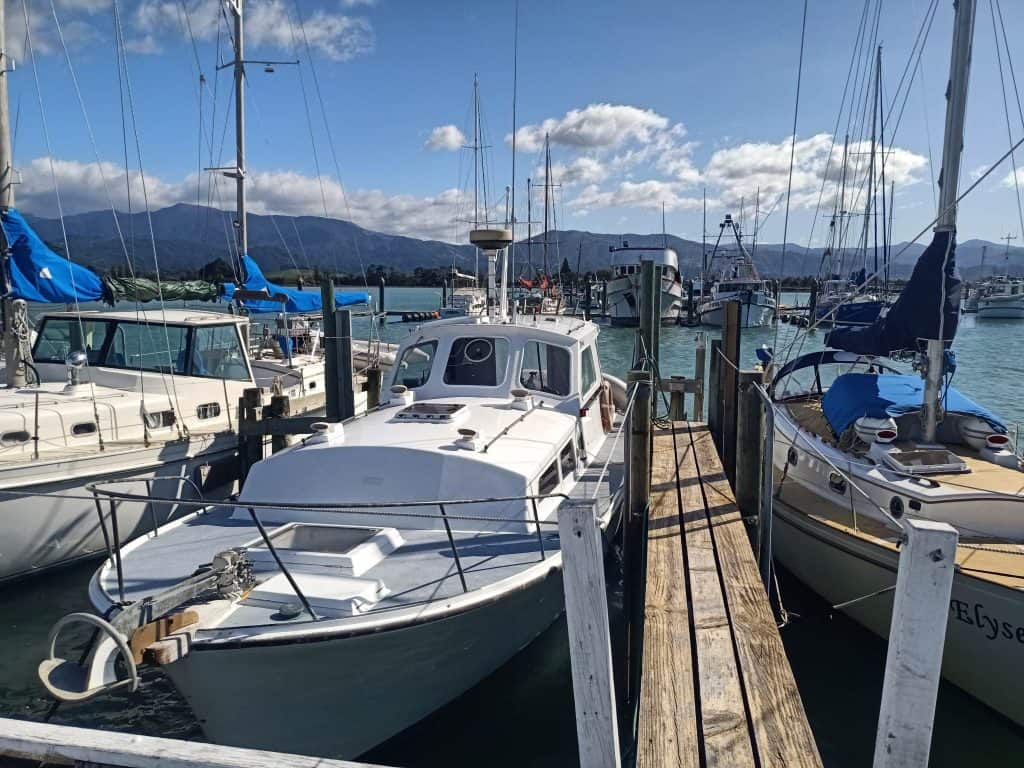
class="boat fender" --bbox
[600,381,614,433]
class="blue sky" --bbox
[7,0,1024,251]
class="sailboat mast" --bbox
[229,0,247,258]
[924,0,977,444]
[870,45,880,281]
[526,176,532,272]
[0,0,13,213]
[838,133,849,272]
[542,133,550,276]
[472,74,480,228]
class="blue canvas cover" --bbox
[223,255,368,313]
[821,373,1006,436]
[2,208,103,303]
[825,229,961,355]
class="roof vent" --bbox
[388,384,414,407]
[305,421,344,447]
[455,427,482,452]
[510,387,533,412]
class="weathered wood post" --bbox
[238,387,264,480]
[336,309,355,420]
[266,394,291,454]
[584,280,593,321]
[666,376,687,421]
[377,275,386,324]
[651,265,662,367]
[873,519,958,768]
[601,280,609,318]
[624,368,652,710]
[441,278,447,310]
[559,500,622,768]
[693,332,706,421]
[735,369,764,529]
[707,338,722,447]
[364,366,383,409]
[808,282,818,322]
[721,300,741,485]
[638,260,657,371]
[321,279,340,422]
[686,279,695,324]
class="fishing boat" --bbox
[440,268,487,318]
[605,243,684,325]
[39,243,628,759]
[698,214,776,327]
[769,0,1024,725]
[0,0,378,581]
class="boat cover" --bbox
[825,229,961,355]
[2,208,104,303]
[223,255,369,313]
[103,276,221,303]
[821,372,1006,436]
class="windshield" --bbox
[395,340,438,389]
[443,337,509,387]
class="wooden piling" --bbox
[266,394,291,454]
[559,501,622,768]
[720,301,741,486]
[873,519,958,768]
[693,333,706,422]
[238,387,264,479]
[734,370,764,520]
[686,280,695,324]
[652,265,662,365]
[639,260,657,370]
[337,309,356,421]
[625,368,653,711]
[364,367,383,409]
[584,280,593,321]
[321,279,340,422]
[378,276,386,323]
[707,339,722,450]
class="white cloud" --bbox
[511,104,670,152]
[1002,168,1024,189]
[532,156,608,187]
[425,125,465,152]
[703,133,927,211]
[16,156,464,243]
[569,180,703,213]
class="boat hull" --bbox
[163,565,566,759]
[0,436,238,582]
[698,291,775,327]
[605,273,683,326]
[772,498,1024,726]
[977,298,1024,319]
[813,298,886,327]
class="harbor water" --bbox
[2,287,1023,766]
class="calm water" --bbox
[4,286,1023,765]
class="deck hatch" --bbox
[394,402,466,422]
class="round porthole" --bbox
[463,338,494,364]
[889,496,904,518]
[787,447,798,466]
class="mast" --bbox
[542,133,550,277]
[228,0,247,259]
[526,176,532,275]
[924,0,977,444]
[1001,232,1017,275]
[472,74,480,227]
[867,45,879,281]
[837,133,850,274]
[701,187,707,278]
[0,0,24,389]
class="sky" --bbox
[6,0,1024,253]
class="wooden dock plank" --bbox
[689,423,823,768]
[637,427,700,768]
[677,426,758,768]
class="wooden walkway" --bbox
[637,422,822,768]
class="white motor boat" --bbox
[0,307,382,582]
[605,244,683,326]
[40,313,626,758]
[976,276,1024,319]
[698,214,776,327]
[440,269,488,319]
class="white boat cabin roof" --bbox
[38,309,245,327]
[610,247,678,270]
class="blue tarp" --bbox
[2,208,104,303]
[825,229,961,355]
[821,373,1006,436]
[224,255,368,313]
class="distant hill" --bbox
[21,204,1024,281]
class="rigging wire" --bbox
[990,0,1024,245]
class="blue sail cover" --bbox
[223,255,368,313]
[821,373,1006,436]
[825,229,961,355]
[2,208,103,303]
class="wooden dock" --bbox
[637,421,821,768]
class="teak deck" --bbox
[637,422,822,768]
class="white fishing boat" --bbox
[768,0,1024,726]
[39,308,627,758]
[441,269,487,318]
[976,275,1024,319]
[605,243,684,326]
[698,214,776,327]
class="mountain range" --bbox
[21,203,1024,281]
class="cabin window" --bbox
[396,340,438,389]
[520,340,571,397]
[443,337,510,387]
[581,345,599,396]
[191,325,250,381]
[105,322,189,375]
[72,422,97,437]
[33,319,114,365]
[143,410,176,429]
[196,403,221,420]
[559,442,577,478]
[538,460,560,495]
[1,430,29,446]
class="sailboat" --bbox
[768,0,1024,726]
[0,0,379,582]
[698,213,776,327]
[976,234,1024,318]
[37,164,628,759]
